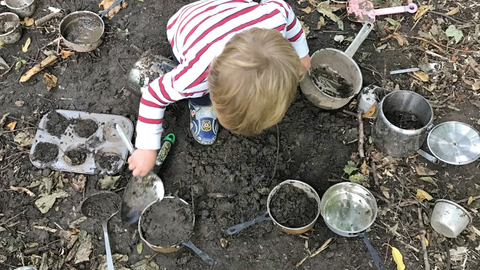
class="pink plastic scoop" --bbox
[347,0,418,22]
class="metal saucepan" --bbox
[0,12,22,44]
[127,52,176,96]
[373,90,480,165]
[0,0,36,18]
[226,180,321,235]
[321,182,384,270]
[138,197,215,266]
[80,191,122,270]
[116,125,173,224]
[300,22,373,110]
[58,0,124,52]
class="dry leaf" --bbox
[445,6,460,16]
[467,196,474,205]
[43,73,58,91]
[362,102,376,118]
[220,238,228,248]
[413,71,429,82]
[0,40,4,49]
[71,175,87,192]
[416,235,429,246]
[24,17,34,26]
[99,0,127,19]
[22,38,31,53]
[308,0,317,7]
[301,6,313,14]
[392,33,409,46]
[390,246,405,270]
[6,121,17,131]
[360,160,369,175]
[414,5,433,21]
[61,50,75,59]
[415,165,437,176]
[416,189,433,201]
[472,81,480,91]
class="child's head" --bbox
[208,28,306,136]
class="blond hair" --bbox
[208,28,306,136]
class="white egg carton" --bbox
[29,110,134,174]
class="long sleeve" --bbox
[265,0,309,58]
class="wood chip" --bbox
[33,225,58,233]
[20,55,57,83]
[10,186,35,197]
[445,6,460,16]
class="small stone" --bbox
[326,252,335,259]
[42,168,51,177]
[201,210,209,219]
[205,166,214,174]
[15,100,24,107]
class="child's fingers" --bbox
[128,162,136,171]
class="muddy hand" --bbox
[128,149,157,177]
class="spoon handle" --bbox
[102,222,115,270]
[116,124,134,154]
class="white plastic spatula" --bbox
[115,124,165,224]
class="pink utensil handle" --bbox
[373,3,418,16]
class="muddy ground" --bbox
[1,0,480,269]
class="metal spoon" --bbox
[80,192,121,270]
[115,124,165,224]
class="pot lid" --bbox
[427,121,480,165]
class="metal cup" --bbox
[0,0,36,18]
[59,11,104,52]
[0,12,22,44]
[430,199,472,238]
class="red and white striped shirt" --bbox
[136,0,309,149]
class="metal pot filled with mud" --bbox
[138,197,215,266]
[300,22,373,110]
[127,51,176,96]
[372,90,480,164]
[226,179,321,235]
[0,12,22,44]
[59,11,104,52]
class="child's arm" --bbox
[266,0,310,59]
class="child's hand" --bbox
[127,149,157,177]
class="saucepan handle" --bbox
[182,240,214,266]
[417,149,439,164]
[374,3,418,16]
[358,232,385,270]
[344,21,374,58]
[226,212,270,235]
[100,0,124,17]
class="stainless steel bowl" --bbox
[430,199,472,238]
[1,0,36,18]
[321,182,377,237]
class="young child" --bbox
[129,0,311,177]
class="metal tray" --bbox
[29,110,134,174]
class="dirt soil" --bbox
[1,0,480,269]
[64,147,89,166]
[81,192,121,221]
[311,66,354,98]
[95,151,120,171]
[384,110,424,130]
[32,142,59,163]
[270,184,317,228]
[45,111,71,138]
[140,198,194,247]
[73,118,98,138]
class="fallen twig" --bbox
[456,195,480,204]
[417,207,431,270]
[10,186,35,197]
[343,110,365,159]
[35,12,63,27]
[427,10,467,24]
[296,238,333,267]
